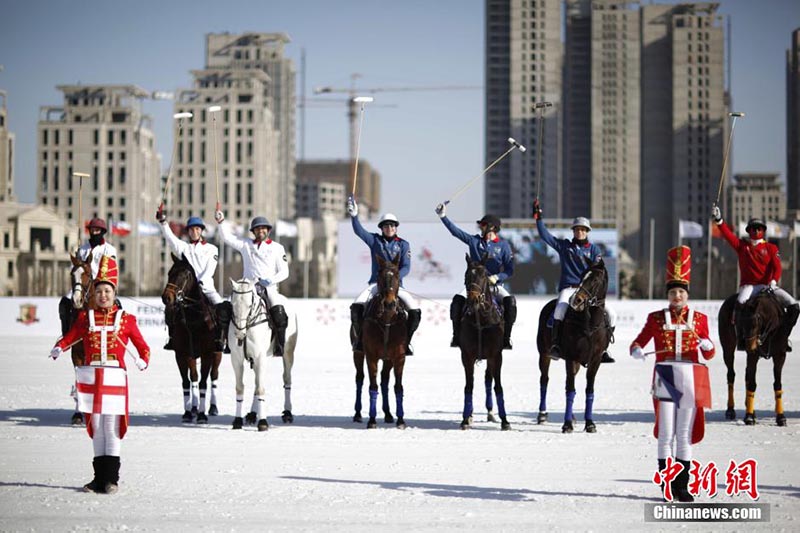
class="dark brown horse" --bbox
[536,259,610,433]
[162,256,222,424]
[352,254,408,429]
[718,291,788,426]
[458,254,509,430]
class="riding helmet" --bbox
[186,216,206,230]
[378,213,399,228]
[745,218,767,232]
[86,217,108,234]
[250,216,273,231]
[571,217,592,231]
[476,214,502,232]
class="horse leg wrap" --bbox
[58,297,72,337]
[395,390,404,419]
[585,392,595,421]
[745,390,755,415]
[496,391,507,419]
[485,378,494,412]
[502,296,516,349]
[450,295,466,347]
[350,303,365,350]
[775,389,784,415]
[269,305,289,357]
[369,389,378,420]
[183,388,191,411]
[354,378,364,414]
[565,390,576,422]
[727,383,735,410]
[191,382,199,410]
[538,384,547,413]
[463,392,474,419]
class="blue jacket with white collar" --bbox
[537,218,602,290]
[351,215,411,285]
[440,216,514,282]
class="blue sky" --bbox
[0,0,798,222]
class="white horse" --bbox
[228,278,298,431]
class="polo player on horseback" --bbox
[156,208,232,353]
[346,196,421,355]
[214,210,290,357]
[712,206,799,348]
[435,203,517,350]
[58,218,118,336]
[533,200,616,363]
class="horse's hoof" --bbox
[396,418,407,429]
[208,404,219,416]
[245,412,257,425]
[257,419,269,431]
[232,417,243,430]
[460,419,471,430]
[384,414,395,424]
[353,413,363,423]
[367,418,377,429]
[71,412,83,425]
[501,420,511,431]
[181,411,194,423]
[725,408,736,420]
[744,413,756,426]
[281,410,294,424]
[487,412,498,423]
[537,412,548,424]
[777,414,787,427]
[584,420,597,433]
[196,412,208,424]
[562,422,574,433]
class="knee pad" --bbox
[269,305,289,329]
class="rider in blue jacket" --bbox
[435,202,517,349]
[534,199,616,362]
[347,195,421,355]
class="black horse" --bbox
[352,254,409,429]
[536,259,610,433]
[458,254,510,430]
[718,291,789,426]
[162,256,222,424]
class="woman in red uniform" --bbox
[629,246,715,502]
[50,255,150,494]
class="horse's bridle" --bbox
[163,270,200,308]
[571,270,605,311]
[230,287,269,332]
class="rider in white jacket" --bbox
[215,210,290,356]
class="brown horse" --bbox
[162,255,222,424]
[536,259,610,433]
[458,254,509,430]
[718,291,788,426]
[352,254,408,429]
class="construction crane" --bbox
[313,73,481,162]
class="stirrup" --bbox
[450,336,459,348]
[405,343,414,356]
[163,338,174,350]
[601,351,616,363]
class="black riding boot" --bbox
[601,326,616,363]
[673,459,694,503]
[781,304,799,352]
[405,309,422,355]
[550,320,563,360]
[103,456,120,495]
[58,297,72,337]
[502,296,517,350]
[83,456,103,493]
[350,303,365,351]
[450,295,466,347]
[215,301,233,354]
[269,305,289,357]
[163,306,175,350]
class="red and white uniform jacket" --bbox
[717,222,781,286]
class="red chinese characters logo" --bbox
[654,458,759,501]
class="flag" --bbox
[276,219,298,238]
[678,220,703,239]
[76,366,128,415]
[767,221,790,239]
[653,361,711,409]
[137,221,161,237]
[111,221,131,237]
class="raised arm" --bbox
[536,217,561,251]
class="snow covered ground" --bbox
[0,297,798,532]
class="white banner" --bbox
[678,220,704,240]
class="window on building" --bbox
[68,129,73,145]
[94,130,99,145]
[7,261,12,279]
[54,129,60,145]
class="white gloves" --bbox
[698,338,714,352]
[135,358,148,371]
[214,210,225,223]
[49,346,63,360]
[711,205,722,223]
[346,196,358,217]
[630,346,645,360]
[488,274,499,285]
[435,203,446,218]
[769,279,778,290]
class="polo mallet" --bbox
[208,105,222,211]
[714,111,745,208]
[350,96,374,197]
[160,112,193,210]
[445,137,527,206]
[72,172,90,246]
[534,101,553,200]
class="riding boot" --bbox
[550,320,563,360]
[657,459,668,500]
[83,457,103,493]
[405,309,422,356]
[450,295,466,348]
[103,456,120,495]
[58,297,72,337]
[163,323,175,351]
[350,303,365,351]
[502,296,517,350]
[673,459,694,503]
[215,301,233,354]
[601,326,616,363]
[269,305,289,357]
[781,304,799,352]
[163,306,175,350]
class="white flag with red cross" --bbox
[75,366,128,415]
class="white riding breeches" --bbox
[355,284,419,310]
[457,283,510,306]
[657,401,696,461]
[201,285,223,305]
[554,287,616,327]
[260,283,288,308]
[737,284,796,307]
[91,414,121,457]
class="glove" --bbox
[630,346,645,360]
[135,358,148,371]
[488,274,499,285]
[698,338,714,352]
[435,203,446,218]
[49,346,63,360]
[769,279,778,290]
[711,205,722,224]
[533,199,542,220]
[346,195,358,217]
[156,206,167,224]
[258,279,272,288]
[214,210,225,223]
